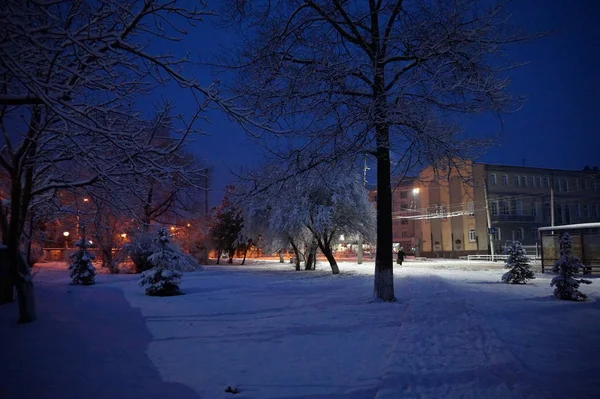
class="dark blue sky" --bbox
[154,0,600,205]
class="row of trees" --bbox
[1,0,536,323]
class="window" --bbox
[402,230,411,238]
[490,174,497,185]
[514,175,520,186]
[528,176,534,187]
[575,203,581,217]
[583,204,590,218]
[502,175,508,186]
[401,203,409,211]
[596,204,600,218]
[556,179,561,192]
[400,191,408,199]
[587,180,593,191]
[514,228,524,241]
[468,229,477,242]
[562,178,568,192]
[516,200,523,216]
[531,202,538,217]
[521,176,527,187]
[573,179,579,191]
[491,201,499,216]
[544,177,550,188]
[563,204,571,224]
[501,201,510,215]
[536,177,541,188]
[492,227,501,241]
[467,201,474,217]
[400,219,408,225]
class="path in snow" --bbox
[375,273,540,399]
[0,270,201,399]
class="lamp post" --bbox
[63,231,70,248]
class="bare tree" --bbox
[226,0,533,300]
[0,0,223,323]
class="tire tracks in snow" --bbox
[374,273,541,399]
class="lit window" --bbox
[467,201,474,217]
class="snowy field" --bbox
[1,259,599,399]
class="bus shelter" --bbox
[538,222,600,274]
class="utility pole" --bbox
[357,156,369,264]
[550,186,555,227]
[483,179,495,262]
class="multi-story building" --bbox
[407,161,600,258]
[391,177,418,253]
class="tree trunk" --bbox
[373,124,395,301]
[279,250,284,263]
[305,239,317,270]
[216,249,221,265]
[241,243,249,265]
[315,235,339,274]
[289,239,301,271]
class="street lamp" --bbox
[63,231,70,248]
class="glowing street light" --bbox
[63,231,69,248]
[412,188,420,194]
[120,233,127,239]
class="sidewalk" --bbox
[0,277,201,399]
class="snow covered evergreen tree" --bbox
[501,241,535,284]
[68,234,96,286]
[551,233,592,301]
[140,228,183,296]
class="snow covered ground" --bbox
[1,259,599,399]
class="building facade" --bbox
[401,161,599,258]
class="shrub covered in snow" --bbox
[126,230,202,273]
[551,233,592,301]
[501,241,535,284]
[124,232,155,273]
[140,228,184,296]
[68,238,96,285]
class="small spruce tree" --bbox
[68,231,96,286]
[140,228,183,296]
[501,241,535,284]
[551,233,592,301]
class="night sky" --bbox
[151,0,600,206]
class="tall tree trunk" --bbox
[216,248,221,265]
[3,202,36,323]
[289,239,301,271]
[373,124,395,301]
[279,249,284,263]
[315,234,339,274]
